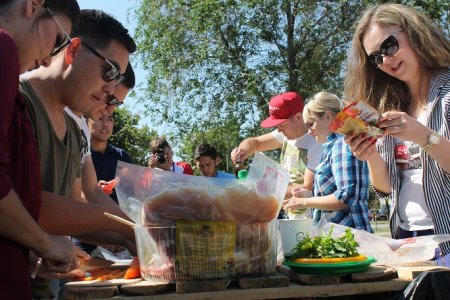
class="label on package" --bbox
[175,220,236,280]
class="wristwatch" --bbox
[422,131,441,151]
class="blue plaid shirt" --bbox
[312,133,373,232]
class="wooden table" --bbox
[115,279,409,299]
[63,277,410,300]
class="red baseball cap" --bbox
[260,92,304,128]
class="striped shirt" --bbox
[312,133,373,232]
[377,68,450,255]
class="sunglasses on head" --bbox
[81,41,125,83]
[106,95,124,107]
[46,7,72,57]
[367,32,402,68]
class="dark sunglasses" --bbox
[46,7,72,57]
[81,41,125,84]
[106,95,124,107]
[367,32,402,68]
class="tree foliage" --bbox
[109,107,158,166]
[133,0,449,161]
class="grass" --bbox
[371,220,391,238]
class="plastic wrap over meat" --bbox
[115,153,289,281]
[142,186,280,226]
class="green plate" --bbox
[282,257,376,275]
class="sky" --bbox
[77,0,152,130]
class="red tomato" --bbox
[124,257,141,279]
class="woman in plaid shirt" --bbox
[283,92,373,232]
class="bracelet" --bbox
[31,257,42,279]
[370,182,391,206]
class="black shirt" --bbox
[91,143,132,203]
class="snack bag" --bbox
[329,101,385,138]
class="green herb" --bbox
[290,227,360,259]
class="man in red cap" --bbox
[231,92,322,192]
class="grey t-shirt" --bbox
[20,79,82,198]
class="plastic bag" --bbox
[115,153,289,226]
[114,154,289,281]
[315,218,450,265]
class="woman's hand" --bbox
[292,186,313,198]
[378,111,429,145]
[344,132,378,161]
[282,197,308,212]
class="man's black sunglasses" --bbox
[106,95,124,107]
[367,32,402,68]
[81,42,125,84]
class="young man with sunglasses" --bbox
[64,63,134,209]
[231,92,322,197]
[18,8,137,274]
[70,63,135,253]
[344,3,450,260]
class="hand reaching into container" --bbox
[282,197,308,212]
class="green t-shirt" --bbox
[20,79,82,198]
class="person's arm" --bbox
[74,230,136,256]
[330,142,370,208]
[0,189,54,256]
[38,191,134,241]
[70,177,82,202]
[303,169,314,191]
[283,194,347,211]
[231,132,282,162]
[367,152,391,194]
[0,190,84,273]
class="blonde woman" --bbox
[344,3,450,256]
[282,92,373,232]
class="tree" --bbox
[109,107,158,166]
[133,0,449,159]
[135,1,372,133]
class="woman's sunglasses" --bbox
[81,41,125,84]
[46,7,72,57]
[367,32,402,68]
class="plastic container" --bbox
[134,226,176,282]
[283,256,376,274]
[134,222,278,282]
[278,219,313,256]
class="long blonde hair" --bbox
[344,3,450,113]
[303,92,344,124]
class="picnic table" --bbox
[64,264,444,300]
